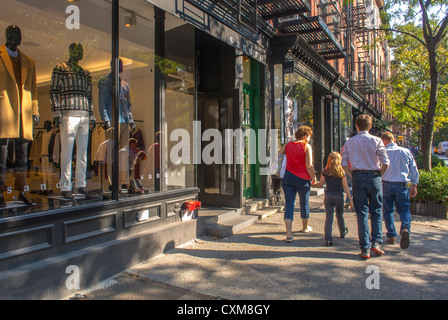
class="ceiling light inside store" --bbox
[124,13,136,28]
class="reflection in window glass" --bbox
[273,64,313,144]
[0,0,112,215]
[340,100,353,147]
[284,73,313,131]
[116,0,156,197]
[164,13,195,191]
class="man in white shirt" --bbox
[342,114,389,259]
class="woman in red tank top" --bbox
[279,126,317,242]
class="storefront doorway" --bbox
[197,90,242,207]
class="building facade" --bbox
[0,0,390,299]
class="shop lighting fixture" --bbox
[124,12,136,28]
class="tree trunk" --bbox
[423,45,439,171]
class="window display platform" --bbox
[0,187,200,299]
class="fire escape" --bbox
[342,0,387,120]
[345,0,375,95]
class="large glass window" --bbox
[163,12,195,191]
[116,1,156,197]
[0,0,112,215]
[340,99,353,149]
[273,64,313,144]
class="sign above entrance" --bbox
[228,34,267,64]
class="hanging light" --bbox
[124,13,136,28]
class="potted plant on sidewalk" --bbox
[411,165,448,219]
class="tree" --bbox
[384,21,448,153]
[385,0,448,171]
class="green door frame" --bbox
[242,58,261,199]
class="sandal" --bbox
[285,236,294,243]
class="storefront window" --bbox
[284,72,313,130]
[116,1,156,197]
[0,0,112,215]
[163,12,196,191]
[273,64,313,143]
[333,98,340,151]
[273,64,283,144]
[340,99,353,148]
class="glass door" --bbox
[197,90,242,207]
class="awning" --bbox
[257,0,311,20]
[276,16,345,60]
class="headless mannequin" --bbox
[0,26,37,207]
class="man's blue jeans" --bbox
[382,181,411,239]
[352,171,383,249]
[282,170,310,221]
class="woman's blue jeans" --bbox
[382,181,411,239]
[281,170,310,221]
[352,171,383,249]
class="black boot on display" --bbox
[61,191,74,200]
[0,193,6,207]
[17,192,35,206]
[78,187,102,200]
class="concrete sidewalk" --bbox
[71,194,448,300]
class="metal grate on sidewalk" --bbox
[70,272,221,300]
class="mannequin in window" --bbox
[285,98,294,140]
[0,25,39,207]
[98,58,135,193]
[98,58,135,149]
[50,42,101,200]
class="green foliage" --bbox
[383,21,448,131]
[414,153,446,169]
[413,166,448,206]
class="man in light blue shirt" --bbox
[381,132,419,250]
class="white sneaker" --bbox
[302,226,312,233]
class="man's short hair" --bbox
[381,132,395,142]
[356,114,372,131]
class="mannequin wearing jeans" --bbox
[50,43,100,200]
